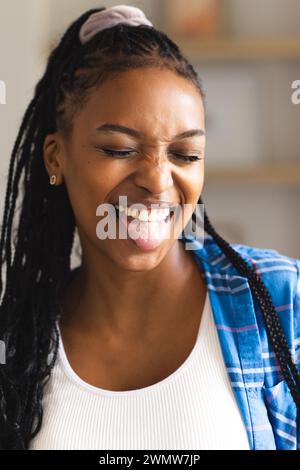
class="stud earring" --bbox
[50,174,57,185]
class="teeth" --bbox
[131,208,143,221]
[116,205,170,222]
[148,210,158,222]
[130,207,139,218]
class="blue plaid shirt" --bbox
[180,232,300,450]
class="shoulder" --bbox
[231,242,300,355]
[230,242,299,288]
[230,241,298,264]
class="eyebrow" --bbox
[95,123,205,140]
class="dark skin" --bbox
[43,67,207,391]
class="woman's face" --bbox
[44,67,206,271]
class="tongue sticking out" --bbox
[119,211,171,251]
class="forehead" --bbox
[76,68,205,140]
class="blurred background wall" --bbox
[0,0,299,258]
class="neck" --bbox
[60,240,202,340]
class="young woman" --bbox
[0,5,299,450]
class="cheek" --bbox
[63,152,121,236]
[174,163,204,228]
[183,162,205,203]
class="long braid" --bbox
[0,6,299,450]
[197,196,300,408]
[0,8,103,450]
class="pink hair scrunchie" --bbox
[79,4,154,44]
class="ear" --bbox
[43,132,65,185]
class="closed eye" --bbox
[96,147,203,162]
[172,153,202,162]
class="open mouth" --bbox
[112,205,180,251]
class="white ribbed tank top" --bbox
[29,292,250,450]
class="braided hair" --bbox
[0,7,299,450]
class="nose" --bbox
[132,150,174,195]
